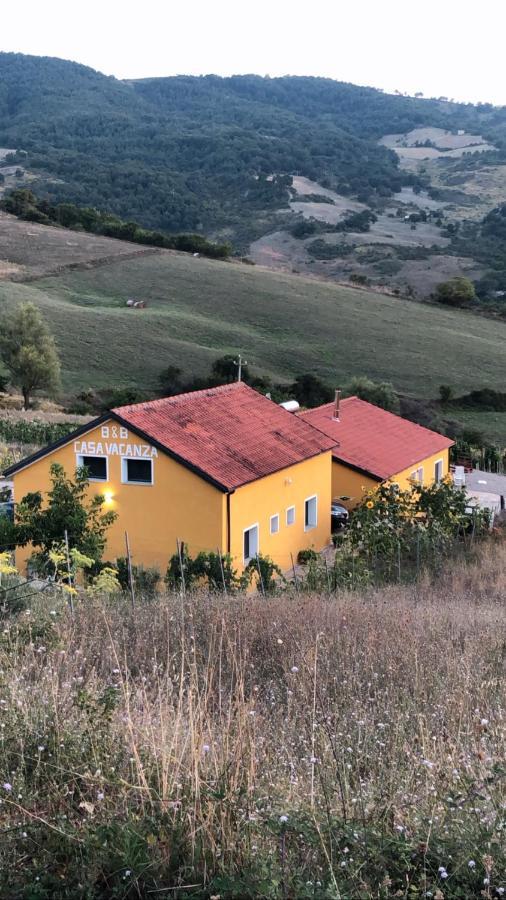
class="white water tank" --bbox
[279,400,300,413]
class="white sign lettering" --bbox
[74,435,158,459]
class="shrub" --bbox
[434,276,476,307]
[345,375,400,413]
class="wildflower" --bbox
[290,666,299,673]
[421,759,434,769]
[97,791,104,801]
[366,501,374,509]
[202,744,210,754]
[468,860,476,869]
[38,745,45,752]
[279,815,288,823]
[480,718,489,726]
[496,888,505,896]
[277,638,283,645]
[438,866,448,879]
[2,783,12,792]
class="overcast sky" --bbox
[2,0,505,105]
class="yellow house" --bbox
[300,394,454,508]
[4,383,335,576]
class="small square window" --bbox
[78,455,107,481]
[270,514,280,535]
[286,506,295,526]
[122,458,153,484]
[304,495,317,530]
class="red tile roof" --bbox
[300,397,454,481]
[113,383,336,491]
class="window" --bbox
[434,459,444,483]
[122,457,153,484]
[304,495,317,531]
[270,513,280,535]
[77,455,107,481]
[243,524,259,563]
[286,506,295,526]
[410,467,424,484]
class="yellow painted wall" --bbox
[331,462,379,508]
[11,420,332,578]
[229,452,333,575]
[12,419,226,574]
[332,448,450,509]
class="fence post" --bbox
[290,552,299,594]
[64,529,74,615]
[255,554,266,597]
[125,531,135,610]
[177,538,186,597]
[217,547,227,595]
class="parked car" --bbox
[331,500,349,530]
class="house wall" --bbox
[331,461,379,508]
[229,452,333,575]
[332,448,451,509]
[11,419,226,575]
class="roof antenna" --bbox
[234,353,248,382]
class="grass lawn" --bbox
[1,250,505,441]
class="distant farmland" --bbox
[0,251,504,418]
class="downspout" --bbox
[226,491,234,555]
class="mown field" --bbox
[0,251,505,397]
[0,540,504,898]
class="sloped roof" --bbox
[112,383,336,491]
[299,397,454,481]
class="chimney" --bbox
[333,389,341,421]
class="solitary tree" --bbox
[0,303,60,408]
[434,277,476,307]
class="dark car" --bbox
[331,500,349,530]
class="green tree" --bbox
[345,376,400,413]
[158,365,183,396]
[0,303,60,408]
[434,277,476,307]
[11,463,117,575]
[439,384,453,404]
[211,355,250,384]
[291,373,333,408]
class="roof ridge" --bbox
[113,381,246,414]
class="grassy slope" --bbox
[0,250,505,438]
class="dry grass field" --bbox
[0,539,504,897]
[0,211,159,281]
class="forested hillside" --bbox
[3,52,505,240]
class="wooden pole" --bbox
[290,552,299,593]
[217,548,227,595]
[255,554,265,597]
[125,531,135,610]
[177,539,186,596]
[64,529,74,615]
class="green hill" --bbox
[0,251,504,410]
[3,52,506,243]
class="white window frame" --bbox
[121,456,154,486]
[76,453,109,483]
[243,523,259,564]
[410,467,424,484]
[304,495,318,531]
[270,513,280,535]
[434,459,444,483]
[286,505,296,526]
